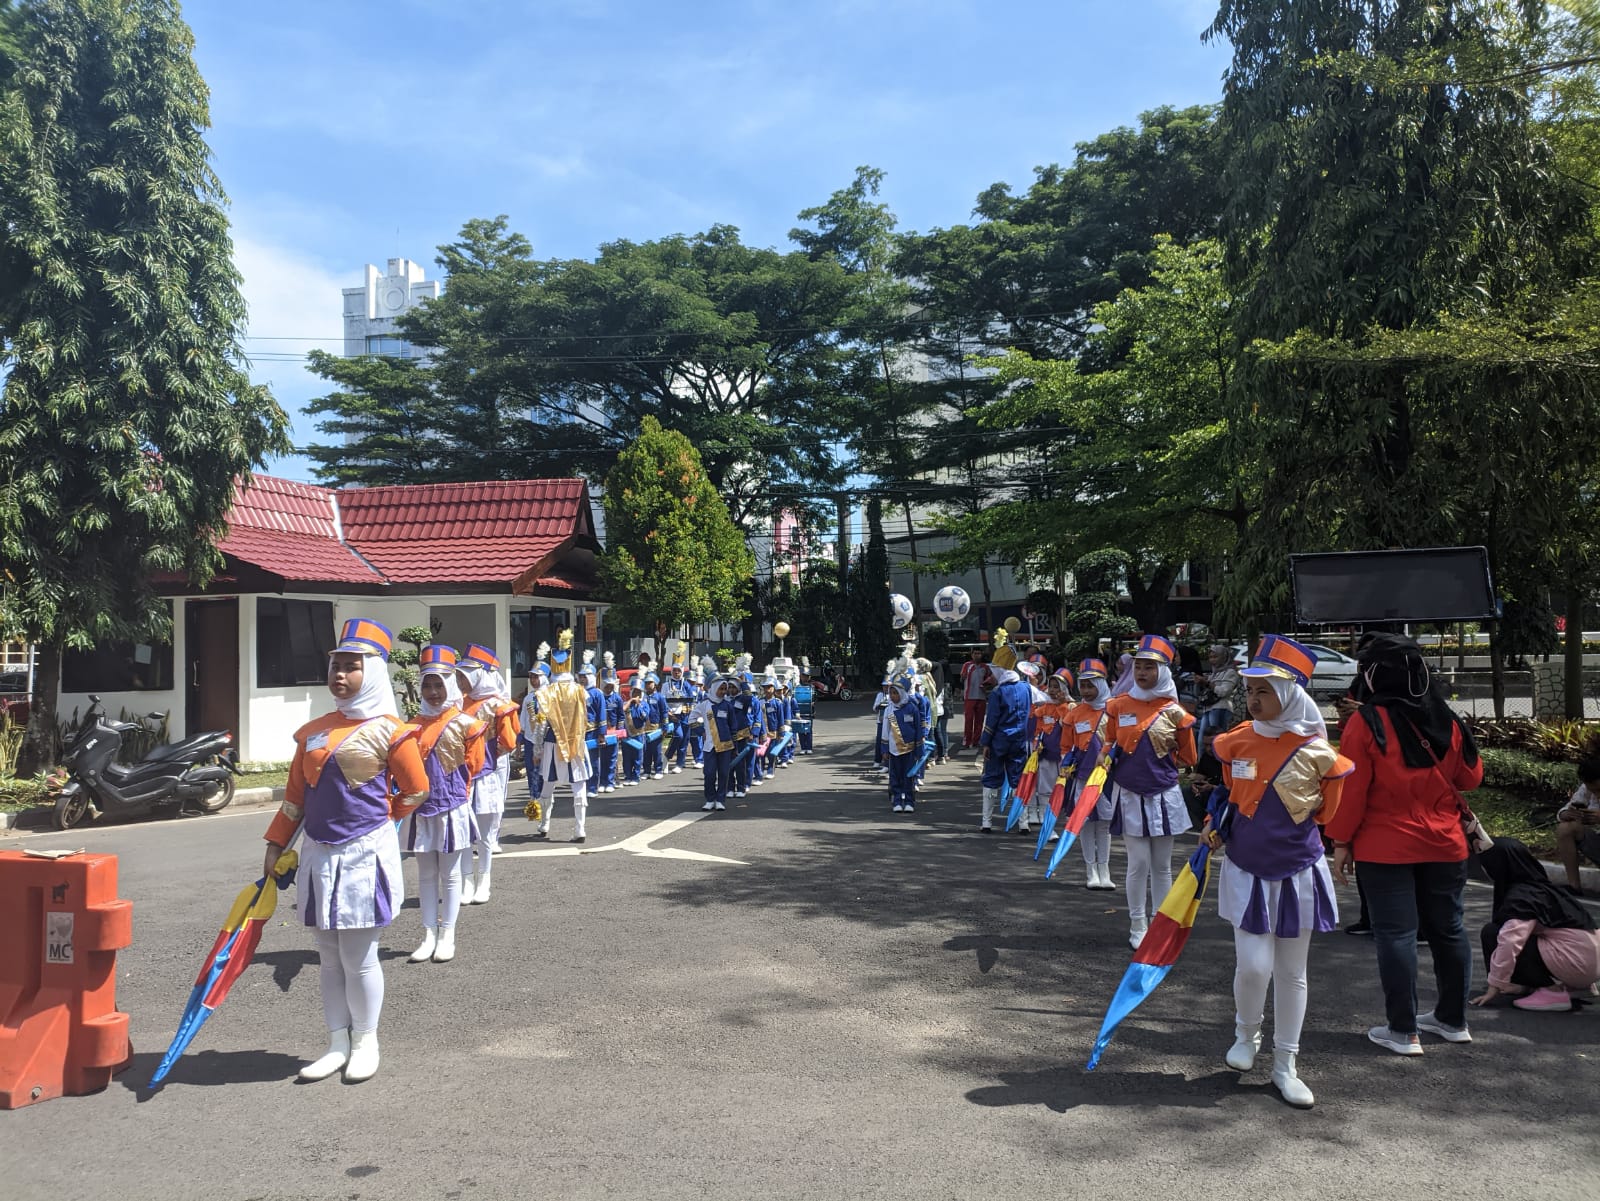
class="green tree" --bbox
[302,351,445,486]
[1059,550,1140,663]
[846,497,897,685]
[0,0,290,770]
[599,418,753,663]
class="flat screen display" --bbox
[1289,548,1497,625]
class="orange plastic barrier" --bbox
[0,851,133,1108]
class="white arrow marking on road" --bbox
[496,810,747,865]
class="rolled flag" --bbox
[753,737,774,760]
[1046,746,1120,879]
[730,741,757,771]
[1087,794,1235,1070]
[150,844,302,1087]
[1006,739,1044,831]
[1034,749,1082,860]
[908,738,935,777]
[769,730,794,759]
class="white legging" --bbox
[539,782,589,838]
[313,927,384,1034]
[1233,927,1312,1053]
[1079,819,1111,868]
[470,809,502,878]
[415,849,465,930]
[1124,834,1176,924]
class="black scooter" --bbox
[52,695,240,829]
[810,665,854,703]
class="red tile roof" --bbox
[218,476,383,585]
[211,475,595,593]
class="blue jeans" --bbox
[1359,859,1472,1033]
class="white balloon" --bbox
[889,593,915,629]
[933,585,971,622]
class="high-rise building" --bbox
[341,257,440,358]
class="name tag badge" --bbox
[1232,758,1258,781]
[1118,713,1138,728]
[1042,717,1056,727]
[1075,722,1092,734]
[305,731,330,751]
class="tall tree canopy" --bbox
[0,0,289,767]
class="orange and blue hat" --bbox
[1241,634,1317,687]
[1050,666,1075,690]
[1078,658,1109,679]
[1133,634,1176,665]
[461,644,499,673]
[335,618,393,660]
[419,644,458,674]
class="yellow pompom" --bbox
[524,798,543,823]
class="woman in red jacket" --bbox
[1326,633,1484,1056]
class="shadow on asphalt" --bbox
[122,1048,305,1099]
[966,1066,1237,1112]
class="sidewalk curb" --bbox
[0,782,284,832]
[1540,858,1600,895]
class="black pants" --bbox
[1360,859,1473,1032]
[1480,920,1554,990]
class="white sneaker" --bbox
[299,1029,350,1081]
[409,929,437,963]
[1417,1012,1472,1043]
[702,800,715,811]
[714,801,726,811]
[653,772,665,780]
[892,803,904,813]
[1367,1025,1423,1056]
[671,766,682,774]
[344,1029,380,1082]
[432,927,456,963]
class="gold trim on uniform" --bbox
[335,715,403,787]
[1273,738,1339,824]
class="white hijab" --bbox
[1252,676,1327,740]
[1078,676,1108,711]
[1109,653,1136,698]
[989,665,1019,688]
[461,664,509,701]
[419,665,463,718]
[1130,662,1180,703]
[334,652,399,721]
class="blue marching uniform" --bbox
[662,672,699,770]
[882,686,929,811]
[793,680,815,754]
[602,685,624,789]
[643,679,669,778]
[696,683,749,811]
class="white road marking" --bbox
[498,810,746,865]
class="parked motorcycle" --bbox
[52,695,240,830]
[809,665,855,703]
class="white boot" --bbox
[1226,1021,1262,1071]
[1271,1048,1314,1108]
[1095,862,1117,891]
[344,1029,380,1083]
[299,1028,350,1081]
[432,925,456,963]
[981,787,997,832]
[409,927,437,963]
[472,869,490,904]
[1129,920,1148,951]
[573,798,588,842]
[460,872,477,905]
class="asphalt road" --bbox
[3,705,1598,1201]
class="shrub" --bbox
[1478,747,1579,811]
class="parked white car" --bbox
[1230,641,1360,699]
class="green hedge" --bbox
[1478,747,1579,811]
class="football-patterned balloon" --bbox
[933,585,971,622]
[889,593,915,629]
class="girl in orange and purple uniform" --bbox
[1069,658,1114,890]
[1207,635,1352,1109]
[403,645,486,966]
[456,644,520,906]
[260,618,429,1084]
[1104,635,1198,949]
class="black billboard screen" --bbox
[1289,548,1497,625]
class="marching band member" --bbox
[880,676,929,813]
[261,618,427,1083]
[1030,668,1075,832]
[404,645,486,965]
[643,671,669,779]
[520,649,549,804]
[535,630,593,843]
[599,657,623,793]
[979,653,1032,833]
[662,649,698,773]
[580,653,605,786]
[623,680,655,786]
[457,644,519,907]
[777,677,797,768]
[759,675,784,782]
[693,675,748,811]
[1071,658,1115,889]
[730,671,758,798]
[1208,636,1351,1109]
[1105,634,1198,949]
[793,666,816,756]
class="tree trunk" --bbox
[1125,559,1182,634]
[835,495,851,589]
[18,640,61,776]
[1489,629,1506,720]
[902,501,922,619]
[979,561,994,634]
[1566,582,1585,721]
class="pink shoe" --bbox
[1513,986,1573,1012]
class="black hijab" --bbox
[1480,837,1595,930]
[1355,633,1479,771]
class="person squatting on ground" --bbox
[1208,636,1352,1109]
[534,631,593,842]
[980,653,1033,833]
[1472,836,1600,1013]
[1071,658,1115,890]
[457,645,520,905]
[260,618,429,1084]
[880,676,928,813]
[1326,632,1484,1056]
[1104,635,1198,950]
[404,644,487,965]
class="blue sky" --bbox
[185,0,1230,480]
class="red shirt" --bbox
[1323,708,1483,864]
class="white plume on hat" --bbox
[603,650,615,670]
[536,640,550,663]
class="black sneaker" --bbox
[1345,921,1373,936]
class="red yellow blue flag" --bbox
[1045,747,1120,879]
